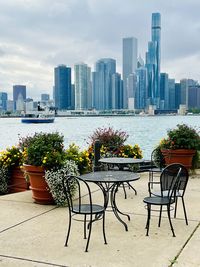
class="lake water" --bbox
[0,115,199,158]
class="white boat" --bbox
[21,106,55,124]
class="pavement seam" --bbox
[0,206,58,234]
[0,254,69,267]
[169,221,200,267]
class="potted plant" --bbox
[19,132,66,204]
[45,160,79,206]
[159,124,200,169]
[0,146,28,193]
[88,126,142,159]
[65,143,92,174]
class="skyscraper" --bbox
[74,63,91,110]
[112,73,123,109]
[0,92,8,111]
[54,65,72,110]
[122,37,138,109]
[146,13,161,108]
[13,85,26,110]
[92,58,116,110]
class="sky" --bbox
[0,0,200,100]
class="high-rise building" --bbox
[188,85,200,109]
[0,92,8,111]
[54,65,72,110]
[111,73,123,109]
[175,83,181,109]
[122,37,138,109]
[74,63,91,110]
[135,67,147,110]
[92,58,116,110]
[146,13,161,108]
[180,79,189,108]
[168,79,176,110]
[13,85,26,110]
[160,73,169,109]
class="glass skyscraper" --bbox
[13,85,26,110]
[54,65,72,110]
[122,37,138,109]
[74,63,91,110]
[92,58,116,110]
[146,13,161,108]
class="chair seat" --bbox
[143,196,175,205]
[73,204,105,214]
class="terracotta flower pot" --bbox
[161,149,196,169]
[9,166,30,193]
[23,164,54,205]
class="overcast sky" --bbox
[0,0,200,100]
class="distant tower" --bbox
[92,58,116,110]
[74,63,92,110]
[122,37,138,109]
[146,13,161,108]
[54,65,72,110]
[13,85,26,110]
[0,92,8,111]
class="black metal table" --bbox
[99,157,144,171]
[81,170,140,231]
[99,157,144,196]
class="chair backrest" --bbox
[62,175,93,213]
[160,163,185,199]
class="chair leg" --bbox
[181,197,188,225]
[84,214,87,239]
[167,205,175,237]
[158,206,162,227]
[85,215,92,252]
[174,197,178,218]
[146,204,151,236]
[65,210,72,247]
[102,212,107,244]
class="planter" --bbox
[23,164,54,205]
[9,166,30,193]
[161,149,196,169]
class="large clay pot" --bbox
[161,149,196,169]
[9,166,30,193]
[23,164,54,205]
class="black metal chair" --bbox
[148,148,165,186]
[151,164,189,225]
[143,163,183,237]
[62,175,107,252]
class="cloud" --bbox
[0,0,200,99]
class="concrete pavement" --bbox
[0,172,200,267]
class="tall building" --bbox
[74,63,92,110]
[122,37,138,109]
[175,83,181,109]
[135,67,147,110]
[160,73,169,109]
[112,73,123,109]
[180,79,188,108]
[92,58,116,110]
[168,79,176,110]
[0,92,8,111]
[146,13,161,108]
[54,65,72,110]
[13,85,26,110]
[188,85,200,109]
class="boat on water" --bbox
[21,105,55,123]
[21,113,55,123]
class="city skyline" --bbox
[0,1,200,99]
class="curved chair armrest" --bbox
[148,181,160,195]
